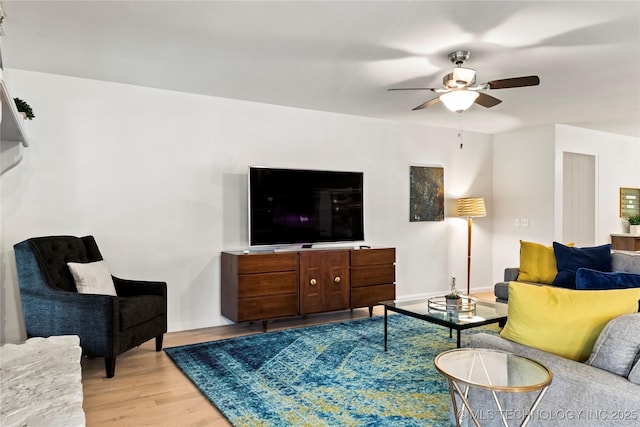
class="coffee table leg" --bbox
[384,306,388,351]
[457,330,461,348]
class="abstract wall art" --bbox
[409,166,444,222]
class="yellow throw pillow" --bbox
[517,240,572,284]
[500,282,640,361]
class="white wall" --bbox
[0,70,494,343]
[492,124,640,281]
[492,125,556,280]
[554,124,640,242]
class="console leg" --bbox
[368,306,374,317]
[262,320,268,332]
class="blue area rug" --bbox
[165,315,498,426]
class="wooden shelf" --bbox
[1,78,30,174]
[1,79,29,147]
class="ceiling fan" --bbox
[389,50,540,113]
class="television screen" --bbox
[249,167,364,246]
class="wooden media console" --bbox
[221,247,396,330]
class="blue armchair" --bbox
[14,235,167,378]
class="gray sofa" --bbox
[495,250,640,302]
[459,315,640,427]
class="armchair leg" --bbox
[105,358,116,378]
[156,334,164,352]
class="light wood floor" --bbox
[81,291,495,426]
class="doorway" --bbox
[562,152,596,246]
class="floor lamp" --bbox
[456,197,487,295]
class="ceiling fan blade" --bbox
[487,76,540,89]
[388,87,438,91]
[412,97,441,111]
[474,93,502,108]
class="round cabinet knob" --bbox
[310,278,317,286]
[334,276,341,284]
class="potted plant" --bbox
[14,97,35,120]
[445,277,462,309]
[628,214,640,235]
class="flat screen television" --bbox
[249,167,364,247]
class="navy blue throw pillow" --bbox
[552,242,612,288]
[576,268,640,290]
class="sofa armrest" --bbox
[19,289,118,356]
[504,267,519,281]
[463,333,640,426]
[113,276,167,299]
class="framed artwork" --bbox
[620,187,640,218]
[410,166,444,222]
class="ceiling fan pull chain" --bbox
[458,112,464,149]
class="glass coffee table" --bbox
[380,297,508,350]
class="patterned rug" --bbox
[165,314,499,426]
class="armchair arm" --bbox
[19,289,119,357]
[504,267,519,281]
[112,276,167,298]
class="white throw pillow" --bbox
[67,260,117,296]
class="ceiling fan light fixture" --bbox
[440,90,479,113]
[443,67,476,88]
[452,67,476,85]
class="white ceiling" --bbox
[2,1,639,137]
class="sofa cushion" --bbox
[586,314,640,377]
[612,251,640,275]
[119,295,165,330]
[67,260,117,296]
[552,242,612,288]
[576,268,640,290]
[500,281,640,361]
[516,240,559,284]
[628,359,640,385]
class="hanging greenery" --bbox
[14,98,35,120]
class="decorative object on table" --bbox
[409,165,444,221]
[445,276,462,309]
[456,197,487,294]
[13,97,34,120]
[428,295,477,314]
[628,214,640,235]
[165,315,500,426]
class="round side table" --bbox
[434,348,552,427]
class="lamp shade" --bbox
[440,90,479,113]
[456,197,486,218]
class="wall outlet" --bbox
[521,218,529,227]
[514,218,520,227]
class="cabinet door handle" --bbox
[334,276,341,284]
[310,278,317,286]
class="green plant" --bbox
[14,98,35,120]
[445,276,460,299]
[628,214,640,226]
